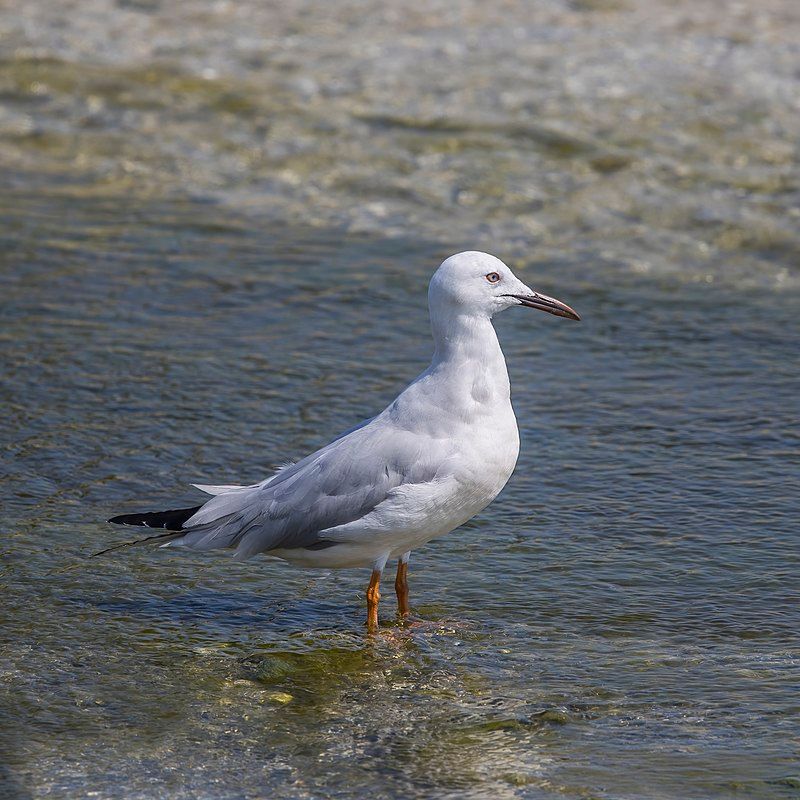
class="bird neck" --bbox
[385,305,512,426]
[430,307,506,373]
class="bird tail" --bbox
[91,505,202,558]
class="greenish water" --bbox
[1,1,800,798]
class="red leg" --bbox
[366,569,381,633]
[395,560,410,618]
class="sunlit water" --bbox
[2,1,800,798]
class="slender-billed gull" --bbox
[100,251,580,630]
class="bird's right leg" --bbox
[366,553,390,633]
[366,569,381,633]
[395,551,411,618]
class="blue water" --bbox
[2,0,800,795]
[1,189,798,799]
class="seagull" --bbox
[100,251,580,631]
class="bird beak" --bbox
[504,291,581,321]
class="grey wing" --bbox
[173,419,445,559]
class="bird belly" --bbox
[273,466,511,570]
[268,502,482,569]
[270,406,519,571]
[268,542,394,569]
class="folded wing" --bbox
[171,418,445,560]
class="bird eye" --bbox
[486,272,501,284]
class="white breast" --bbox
[275,310,522,569]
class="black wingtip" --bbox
[94,504,203,559]
[107,506,202,531]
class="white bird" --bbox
[100,251,580,631]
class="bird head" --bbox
[429,251,580,321]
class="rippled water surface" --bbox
[2,1,799,798]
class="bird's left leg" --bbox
[366,552,390,633]
[395,551,411,618]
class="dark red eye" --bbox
[486,272,501,283]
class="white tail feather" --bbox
[192,483,248,495]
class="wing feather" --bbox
[175,416,448,559]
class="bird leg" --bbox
[395,559,410,618]
[366,569,381,633]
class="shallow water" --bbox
[2,1,800,799]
